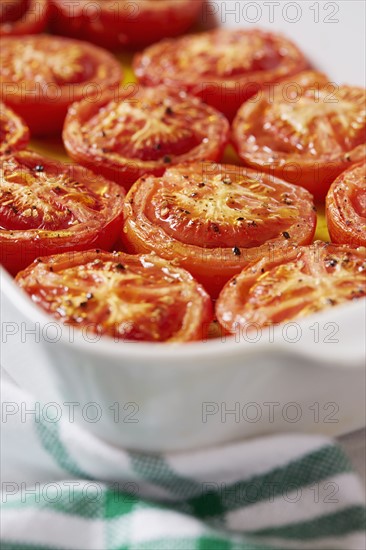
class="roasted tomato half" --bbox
[0,151,125,275]
[0,102,29,155]
[63,86,229,189]
[133,28,309,121]
[326,162,366,247]
[16,250,213,343]
[216,241,366,332]
[0,35,122,136]
[121,161,317,297]
[232,71,366,200]
[50,0,203,50]
[0,0,49,36]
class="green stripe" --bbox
[2,488,171,521]
[189,444,352,518]
[249,505,366,540]
[2,486,140,519]
[104,486,139,519]
[35,420,92,480]
[1,488,105,518]
[196,536,275,550]
[130,452,202,500]
[197,537,233,550]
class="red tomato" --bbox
[0,35,122,136]
[121,161,317,297]
[232,71,366,200]
[63,86,229,189]
[216,241,366,332]
[15,250,213,342]
[1,102,29,155]
[326,162,366,247]
[133,28,309,121]
[0,0,49,36]
[50,0,203,50]
[0,151,125,275]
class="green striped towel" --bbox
[1,379,365,550]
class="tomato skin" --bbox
[326,162,366,247]
[63,86,229,189]
[0,0,49,36]
[0,35,122,136]
[216,241,366,333]
[50,0,203,50]
[133,28,309,121]
[0,151,125,276]
[0,102,29,155]
[232,71,366,200]
[15,250,213,343]
[121,161,317,298]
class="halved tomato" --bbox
[0,151,125,275]
[326,162,366,247]
[0,102,29,155]
[50,0,203,50]
[121,161,317,297]
[0,0,49,36]
[133,28,309,121]
[0,35,122,136]
[15,250,213,342]
[63,86,229,189]
[232,71,366,200]
[216,241,366,332]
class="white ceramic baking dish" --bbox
[1,266,365,452]
[1,0,365,452]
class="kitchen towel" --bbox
[1,378,365,550]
